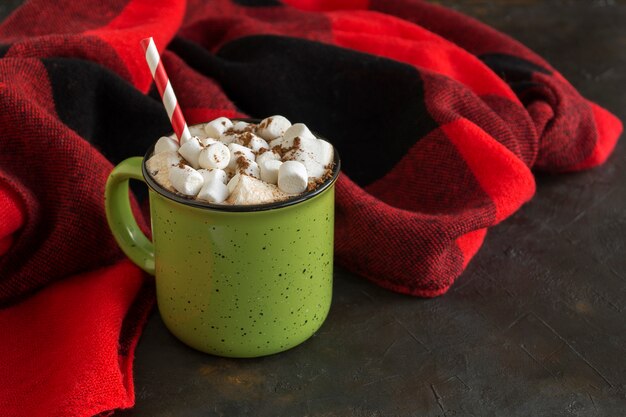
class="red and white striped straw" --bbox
[141,37,191,144]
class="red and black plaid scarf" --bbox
[0,0,621,416]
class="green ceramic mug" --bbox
[105,126,340,358]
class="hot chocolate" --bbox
[146,116,334,205]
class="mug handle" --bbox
[105,157,155,275]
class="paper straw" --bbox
[141,37,192,144]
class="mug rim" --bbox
[141,119,341,212]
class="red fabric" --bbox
[572,103,623,170]
[0,184,23,257]
[0,261,152,417]
[0,0,621,416]
[327,10,519,100]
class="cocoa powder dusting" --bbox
[307,164,334,191]
[273,136,301,158]
[239,131,254,147]
[271,145,285,157]
[236,155,250,170]
[223,123,257,137]
[259,117,272,129]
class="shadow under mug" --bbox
[104,125,340,358]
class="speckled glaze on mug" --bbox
[105,134,340,358]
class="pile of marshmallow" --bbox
[146,116,334,205]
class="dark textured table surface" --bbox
[4,1,625,416]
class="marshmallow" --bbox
[317,138,334,167]
[227,143,255,170]
[169,165,204,196]
[219,132,238,144]
[232,132,268,152]
[229,143,255,161]
[278,123,316,148]
[283,134,334,178]
[146,151,181,175]
[227,173,241,194]
[232,121,251,132]
[278,161,308,194]
[239,160,260,179]
[197,178,229,203]
[257,115,292,141]
[256,149,281,167]
[146,151,181,191]
[268,137,283,149]
[178,137,203,169]
[247,136,270,153]
[154,136,179,154]
[260,159,282,185]
[285,132,318,152]
[199,137,218,147]
[227,174,290,205]
[189,125,207,138]
[205,117,233,138]
[199,142,230,170]
[284,151,320,178]
[284,139,333,178]
[198,168,228,185]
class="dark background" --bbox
[2,1,625,416]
